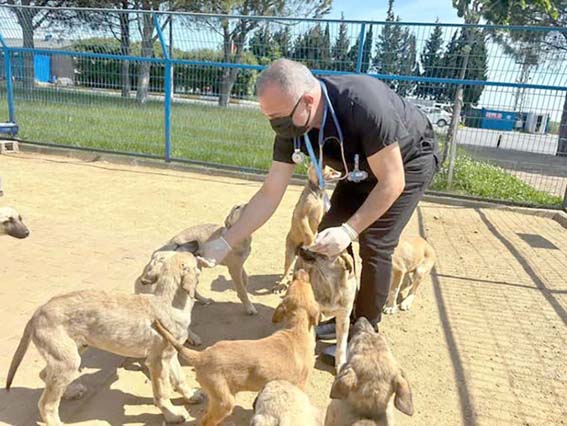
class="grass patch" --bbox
[431,148,563,207]
[1,88,562,207]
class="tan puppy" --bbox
[273,165,340,293]
[6,251,203,426]
[383,235,436,314]
[0,206,30,239]
[295,247,357,373]
[251,380,324,426]
[137,203,257,315]
[152,269,320,426]
[325,317,413,426]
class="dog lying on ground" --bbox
[383,235,436,315]
[152,269,319,426]
[325,317,414,426]
[137,203,257,315]
[273,165,340,293]
[251,380,324,426]
[6,251,204,426]
[295,247,357,373]
[0,206,30,239]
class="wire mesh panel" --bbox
[0,5,566,207]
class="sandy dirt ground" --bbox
[0,151,565,426]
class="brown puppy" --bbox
[383,235,436,314]
[152,269,319,426]
[0,206,30,239]
[136,203,256,315]
[325,317,413,426]
[273,165,340,293]
[295,247,357,373]
[251,380,324,426]
[6,251,203,426]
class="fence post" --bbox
[355,23,366,73]
[0,34,17,132]
[154,13,172,162]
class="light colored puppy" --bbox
[295,247,357,373]
[137,203,256,315]
[251,380,324,426]
[152,269,320,426]
[383,235,436,314]
[325,317,414,426]
[273,165,340,293]
[6,251,203,426]
[0,206,30,239]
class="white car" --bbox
[418,106,453,128]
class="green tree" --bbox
[332,13,350,70]
[373,0,417,94]
[183,0,332,107]
[416,21,444,99]
[273,26,292,58]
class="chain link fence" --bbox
[1,5,566,208]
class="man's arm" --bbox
[200,161,295,265]
[309,143,405,256]
[346,142,405,234]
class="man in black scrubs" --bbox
[200,59,439,354]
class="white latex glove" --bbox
[308,224,358,257]
[199,236,232,268]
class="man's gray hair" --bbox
[256,58,319,98]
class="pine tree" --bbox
[332,13,351,70]
[397,31,417,96]
[321,23,332,69]
[439,28,487,106]
[361,24,373,73]
[273,27,292,58]
[416,21,444,99]
[249,26,274,62]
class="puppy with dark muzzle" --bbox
[325,317,414,426]
[295,247,357,373]
[0,207,30,239]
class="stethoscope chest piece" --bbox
[292,150,305,164]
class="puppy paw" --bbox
[185,388,205,405]
[400,295,415,311]
[163,407,189,423]
[63,382,87,400]
[186,333,202,347]
[382,305,398,315]
[245,303,258,315]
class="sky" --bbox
[327,0,464,23]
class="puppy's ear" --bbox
[180,264,198,298]
[330,366,357,400]
[393,370,414,416]
[340,253,354,276]
[306,301,320,328]
[296,269,310,282]
[272,299,288,323]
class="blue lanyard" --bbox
[299,80,344,192]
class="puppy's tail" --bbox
[6,318,33,390]
[152,320,201,365]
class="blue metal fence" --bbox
[0,5,566,207]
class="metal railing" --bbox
[1,5,566,208]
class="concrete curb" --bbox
[10,141,567,229]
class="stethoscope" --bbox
[292,81,368,211]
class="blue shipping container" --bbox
[480,108,516,131]
[34,54,51,83]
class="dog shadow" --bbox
[210,273,283,296]
[185,403,252,425]
[189,300,278,348]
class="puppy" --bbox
[295,247,357,373]
[137,203,257,315]
[251,380,324,426]
[273,165,340,293]
[6,251,203,426]
[383,235,436,314]
[152,269,319,426]
[0,206,30,239]
[325,317,413,426]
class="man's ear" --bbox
[272,299,288,323]
[330,365,357,400]
[393,370,414,416]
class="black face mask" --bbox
[269,96,312,139]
